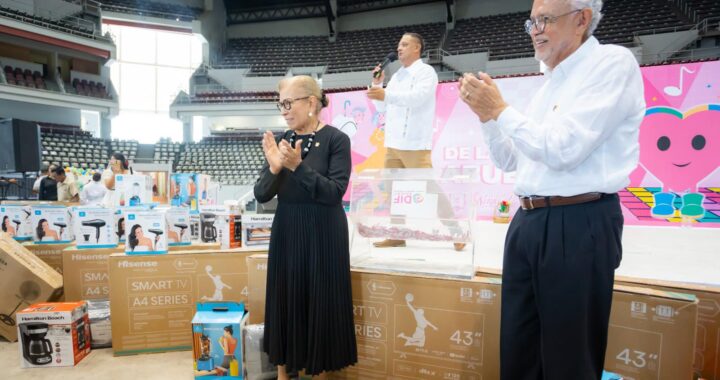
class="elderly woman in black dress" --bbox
[254,75,357,379]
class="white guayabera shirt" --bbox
[482,36,646,197]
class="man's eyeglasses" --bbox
[524,9,582,35]
[276,96,310,111]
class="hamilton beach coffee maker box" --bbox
[198,206,229,244]
[73,207,118,248]
[125,209,168,255]
[16,301,91,368]
[31,205,74,244]
[0,204,33,241]
[166,207,192,246]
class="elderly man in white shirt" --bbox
[459,0,644,378]
[367,33,464,250]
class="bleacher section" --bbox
[218,22,444,74]
[98,0,203,21]
[0,4,100,39]
[70,78,111,99]
[154,138,183,165]
[109,138,138,163]
[446,0,692,58]
[176,137,264,186]
[41,128,110,170]
[685,0,720,22]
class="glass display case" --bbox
[348,167,478,279]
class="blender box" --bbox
[31,205,74,244]
[241,214,273,249]
[192,302,247,378]
[171,173,200,213]
[73,207,118,248]
[125,209,167,254]
[16,301,91,368]
[166,207,192,246]
[0,234,64,341]
[0,204,33,241]
[113,174,151,207]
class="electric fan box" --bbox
[0,204,33,241]
[72,207,118,248]
[22,242,74,274]
[124,209,168,255]
[0,234,63,342]
[166,207,192,246]
[16,301,91,368]
[31,205,74,244]
[191,302,248,378]
[108,248,265,356]
[62,245,124,302]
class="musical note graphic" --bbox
[663,66,695,97]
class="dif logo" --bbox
[35,210,42,215]
[128,214,136,220]
[79,211,87,217]
[392,191,425,205]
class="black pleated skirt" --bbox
[263,202,357,375]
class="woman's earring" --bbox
[308,112,313,117]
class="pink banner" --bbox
[320,61,720,227]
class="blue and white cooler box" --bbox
[192,302,247,379]
[31,205,74,243]
[73,207,118,248]
[124,209,167,254]
[165,207,192,246]
[113,174,151,207]
[0,204,33,241]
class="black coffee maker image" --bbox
[81,219,107,243]
[20,322,53,365]
[200,213,217,243]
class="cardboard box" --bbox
[169,242,222,252]
[171,173,199,213]
[23,242,75,274]
[190,214,200,242]
[216,214,242,250]
[73,207,118,248]
[192,302,247,378]
[31,205,74,243]
[62,245,124,301]
[0,234,64,341]
[242,214,273,249]
[0,204,33,241]
[198,206,229,244]
[166,207,192,246]
[125,209,168,254]
[616,276,720,380]
[605,285,698,380]
[337,271,501,379]
[113,174,151,207]
[87,299,111,348]
[17,301,91,367]
[108,248,265,356]
[247,254,268,325]
[243,324,277,379]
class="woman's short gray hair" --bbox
[570,0,603,37]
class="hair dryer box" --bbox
[31,205,74,244]
[192,302,247,378]
[0,204,33,241]
[16,301,91,368]
[125,209,167,255]
[0,234,64,341]
[166,207,192,246]
[72,207,118,248]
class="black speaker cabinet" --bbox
[0,119,41,174]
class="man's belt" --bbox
[519,192,604,210]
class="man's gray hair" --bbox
[570,0,603,37]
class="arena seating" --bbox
[3,66,47,90]
[176,137,265,186]
[218,22,444,74]
[446,0,692,58]
[154,138,183,165]
[0,4,100,39]
[70,78,111,99]
[41,128,110,170]
[98,0,203,21]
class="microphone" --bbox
[373,52,398,79]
